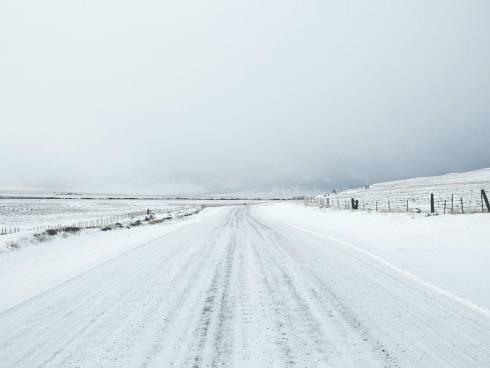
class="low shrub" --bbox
[61,226,80,233]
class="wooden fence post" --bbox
[482,191,484,213]
[430,193,435,214]
[461,197,464,214]
[451,194,454,214]
[482,189,490,213]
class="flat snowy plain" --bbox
[0,203,489,367]
[0,197,182,230]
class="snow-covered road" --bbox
[1,206,489,367]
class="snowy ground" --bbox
[258,203,490,310]
[0,207,211,312]
[0,204,489,367]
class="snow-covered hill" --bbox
[315,168,490,214]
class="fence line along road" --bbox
[307,188,490,215]
[0,206,201,236]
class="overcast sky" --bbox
[1,0,489,195]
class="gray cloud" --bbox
[1,0,489,195]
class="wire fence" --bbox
[0,206,200,236]
[306,187,490,215]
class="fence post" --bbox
[430,193,435,214]
[451,194,454,214]
[406,200,409,213]
[351,198,359,210]
[482,189,490,213]
[444,200,447,214]
[388,201,390,212]
[461,197,464,214]
[482,191,484,213]
[375,201,378,212]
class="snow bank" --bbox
[257,203,490,310]
[0,207,222,313]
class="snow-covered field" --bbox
[0,197,182,231]
[314,168,490,214]
[0,203,488,367]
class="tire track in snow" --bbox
[185,207,240,367]
[101,210,236,368]
[248,216,397,367]
[245,211,387,367]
